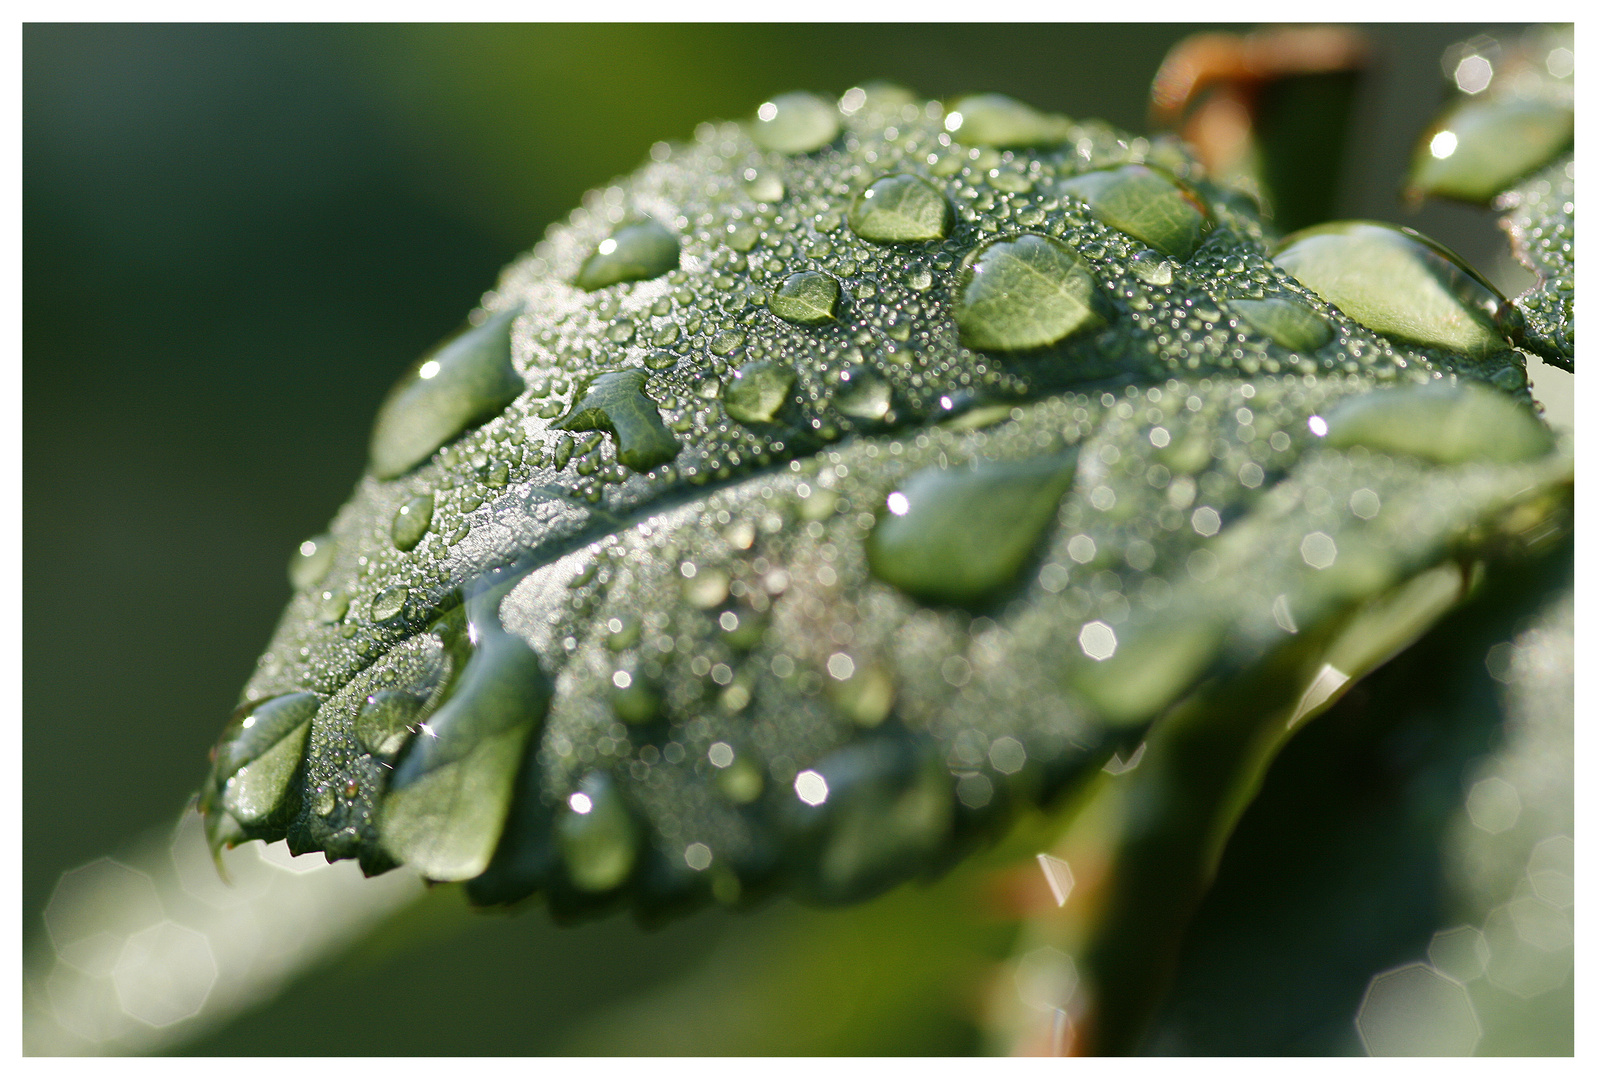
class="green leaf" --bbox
[1403,25,1574,372]
[201,85,1569,939]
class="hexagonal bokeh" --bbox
[1356,963,1480,1056]
[1427,926,1489,984]
[1526,835,1574,909]
[111,921,218,1028]
[1464,776,1521,834]
[45,859,165,971]
[1483,901,1573,999]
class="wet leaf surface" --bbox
[201,85,1569,939]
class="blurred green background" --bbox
[25,23,1530,1054]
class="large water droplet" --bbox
[788,738,953,904]
[574,220,680,291]
[391,494,435,552]
[751,91,840,154]
[945,93,1069,148]
[1273,222,1509,357]
[288,534,336,591]
[355,690,426,760]
[722,362,795,425]
[1056,164,1212,260]
[557,772,639,892]
[1229,297,1332,352]
[867,453,1078,606]
[379,589,551,881]
[1409,98,1573,204]
[1320,381,1553,464]
[368,306,525,480]
[847,173,952,244]
[556,368,682,471]
[767,270,840,325]
[955,234,1107,352]
[835,370,892,420]
[370,585,409,622]
[204,692,320,832]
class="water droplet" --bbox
[722,362,795,425]
[611,670,663,725]
[1409,98,1572,203]
[1320,382,1553,464]
[574,220,680,291]
[746,171,786,202]
[370,585,409,622]
[1273,222,1509,357]
[556,368,682,471]
[315,587,350,624]
[751,91,840,154]
[355,689,425,760]
[288,534,335,591]
[955,234,1107,352]
[391,494,435,552]
[379,591,552,881]
[835,370,892,420]
[767,270,840,325]
[314,787,337,817]
[790,739,953,904]
[847,173,952,243]
[204,692,320,830]
[1228,297,1332,352]
[557,772,639,892]
[1057,164,1212,260]
[945,92,1068,148]
[867,453,1077,606]
[368,306,525,480]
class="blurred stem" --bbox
[1065,562,1468,1054]
[1150,26,1370,233]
